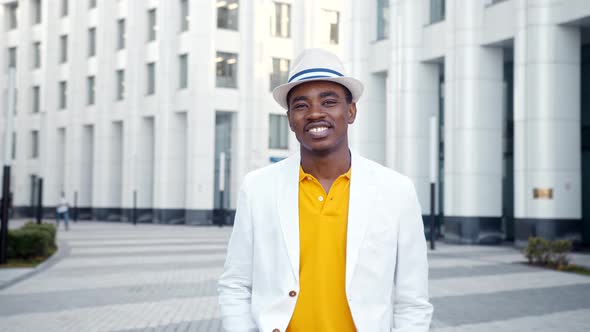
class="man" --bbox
[56,192,69,231]
[218,48,432,332]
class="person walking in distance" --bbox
[218,48,433,332]
[56,192,69,231]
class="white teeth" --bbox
[309,127,328,133]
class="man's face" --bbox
[286,80,357,156]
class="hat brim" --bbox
[272,76,364,110]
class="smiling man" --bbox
[218,48,433,332]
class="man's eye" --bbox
[293,104,307,109]
[323,100,337,106]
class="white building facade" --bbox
[1,0,589,247]
[343,0,590,246]
[0,0,342,224]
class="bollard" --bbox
[36,178,43,225]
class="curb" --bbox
[0,237,70,291]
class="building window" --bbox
[377,0,389,40]
[146,62,155,95]
[147,8,157,41]
[270,57,289,91]
[32,86,40,113]
[7,47,16,69]
[60,35,68,63]
[430,0,445,23]
[117,19,125,50]
[11,132,16,160]
[32,0,42,25]
[216,52,238,88]
[88,27,96,57]
[217,0,239,31]
[87,76,95,105]
[179,54,188,89]
[116,69,125,100]
[61,0,68,17]
[89,0,97,9]
[6,3,18,30]
[31,130,39,159]
[271,2,290,38]
[33,42,41,68]
[59,81,67,109]
[269,114,289,149]
[180,0,189,32]
[322,9,339,44]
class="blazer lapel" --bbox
[277,154,301,283]
[346,153,375,290]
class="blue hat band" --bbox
[288,68,344,83]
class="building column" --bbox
[184,0,215,224]
[342,0,372,155]
[443,0,504,244]
[388,0,439,216]
[513,0,582,246]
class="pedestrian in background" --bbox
[56,192,69,231]
[218,48,432,332]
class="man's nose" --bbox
[307,102,325,118]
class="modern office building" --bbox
[0,0,342,224]
[342,0,590,246]
[1,0,589,247]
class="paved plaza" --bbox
[0,221,589,331]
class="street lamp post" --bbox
[218,152,226,227]
[429,116,438,250]
[1,68,16,264]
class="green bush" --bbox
[22,222,56,245]
[7,228,52,259]
[524,237,572,269]
[551,240,572,269]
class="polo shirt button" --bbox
[273,329,280,332]
[289,290,297,297]
[318,196,324,202]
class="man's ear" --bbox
[347,103,357,124]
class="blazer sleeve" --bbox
[217,178,259,332]
[392,180,433,332]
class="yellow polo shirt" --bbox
[286,166,356,332]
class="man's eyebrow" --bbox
[290,95,308,105]
[319,91,339,98]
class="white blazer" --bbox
[218,153,433,332]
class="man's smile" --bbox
[306,123,332,138]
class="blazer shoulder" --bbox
[240,155,296,191]
[356,155,416,195]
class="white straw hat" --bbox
[272,48,364,109]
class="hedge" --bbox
[7,223,56,260]
[22,222,56,244]
[524,237,572,269]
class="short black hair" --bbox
[286,82,353,109]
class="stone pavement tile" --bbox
[428,257,498,269]
[2,267,222,295]
[70,248,226,259]
[69,243,226,255]
[429,262,533,280]
[431,308,590,332]
[0,296,219,332]
[50,253,227,269]
[66,238,228,247]
[431,284,590,328]
[0,268,34,288]
[41,259,225,278]
[0,280,217,316]
[113,319,224,332]
[430,270,590,298]
[570,252,590,268]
